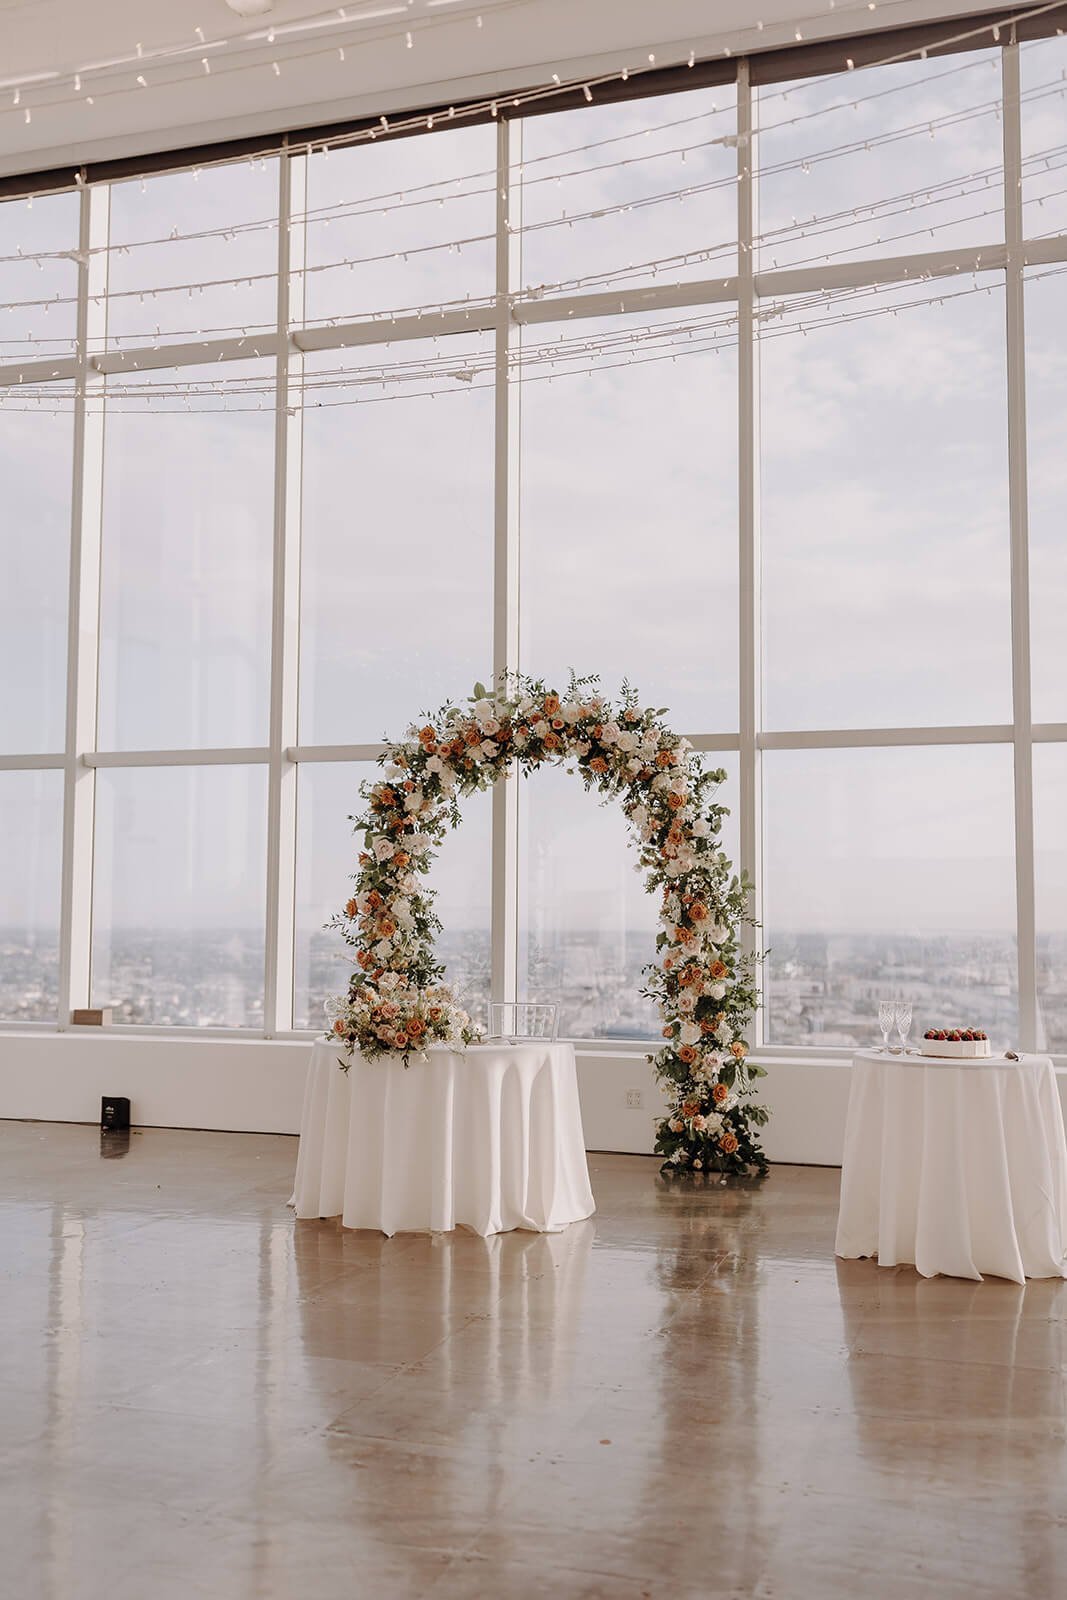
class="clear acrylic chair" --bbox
[488,1001,560,1044]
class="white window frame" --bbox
[1,39,1065,1058]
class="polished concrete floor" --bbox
[1,1124,1065,1600]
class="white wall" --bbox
[9,1031,1056,1167]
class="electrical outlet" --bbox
[625,1089,643,1109]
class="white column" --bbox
[490,117,521,1008]
[57,182,109,1026]
[1002,41,1037,1052]
[263,150,306,1035]
[736,62,764,1047]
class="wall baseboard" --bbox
[2,1033,1063,1168]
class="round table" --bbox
[290,1037,596,1237]
[835,1049,1067,1282]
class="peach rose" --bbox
[544,694,560,715]
[719,1131,739,1155]
[656,750,674,768]
[709,960,728,980]
[332,1019,346,1036]
[589,755,608,773]
[393,851,410,867]
[687,901,709,923]
[662,1025,675,1039]
[711,1082,729,1105]
[377,916,396,938]
[678,1044,697,1065]
[730,1040,746,1059]
[407,1018,426,1039]
[394,1032,409,1049]
[367,890,383,910]
[419,726,436,746]
[667,792,685,810]
[427,1005,444,1023]
[344,898,357,918]
[552,717,565,731]
[543,731,561,751]
[466,728,482,746]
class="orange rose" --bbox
[709,960,728,980]
[367,890,383,910]
[656,750,674,769]
[719,1131,739,1155]
[667,792,685,810]
[681,1098,701,1119]
[552,717,565,730]
[407,1018,426,1038]
[711,1082,729,1105]
[357,950,374,969]
[700,1019,718,1035]
[377,916,396,938]
[662,1026,675,1039]
[403,779,415,793]
[688,901,709,922]
[678,1044,697,1066]
[344,898,357,918]
[332,1019,345,1035]
[427,1006,443,1023]
[541,731,560,752]
[731,1040,746,1059]
[466,728,482,746]
[544,694,560,715]
[394,1032,409,1049]
[393,851,410,867]
[589,756,608,773]
[419,726,436,747]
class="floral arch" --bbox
[327,673,768,1178]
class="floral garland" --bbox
[326,673,768,1178]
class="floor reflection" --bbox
[1,1123,1065,1600]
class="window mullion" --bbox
[1003,39,1037,1052]
[57,182,108,1028]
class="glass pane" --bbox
[0,406,73,752]
[1035,745,1067,1056]
[519,312,738,732]
[106,160,278,347]
[760,279,1011,729]
[97,363,274,749]
[1021,34,1067,240]
[518,87,737,300]
[1025,270,1067,722]
[303,125,495,326]
[299,337,493,743]
[519,761,737,1041]
[91,765,267,1027]
[762,746,1017,1049]
[0,771,63,1021]
[757,49,1003,272]
[0,190,78,361]
[294,761,491,1030]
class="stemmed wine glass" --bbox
[894,999,913,1055]
[878,999,895,1053]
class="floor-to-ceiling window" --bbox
[1,20,1064,1054]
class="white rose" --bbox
[512,731,528,750]
[480,740,499,759]
[425,755,443,774]
[708,982,727,1000]
[562,702,583,724]
[670,776,688,795]
[404,791,424,813]
[691,817,711,838]
[679,1021,702,1046]
[677,994,696,1015]
[600,721,621,745]
[705,1112,724,1136]
[707,923,727,944]
[573,741,591,758]
[472,698,494,723]
[631,805,649,829]
[373,838,394,862]
[615,730,638,753]
[652,774,672,792]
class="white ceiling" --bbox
[0,0,985,179]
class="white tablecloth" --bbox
[290,1037,596,1237]
[836,1049,1067,1282]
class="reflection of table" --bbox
[291,1038,595,1237]
[836,1049,1067,1282]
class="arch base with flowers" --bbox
[326,673,769,1180]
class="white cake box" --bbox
[919,1037,992,1059]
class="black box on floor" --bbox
[101,1096,130,1132]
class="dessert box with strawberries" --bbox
[920,1028,991,1059]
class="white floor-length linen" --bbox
[291,1038,596,1237]
[836,1049,1067,1283]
